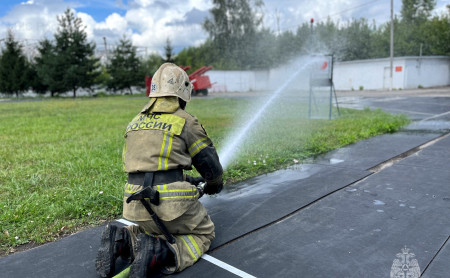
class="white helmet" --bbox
[150,63,193,102]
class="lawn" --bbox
[0,95,409,254]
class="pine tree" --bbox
[33,39,58,96]
[107,36,143,94]
[164,38,175,63]
[0,30,30,98]
[53,8,99,98]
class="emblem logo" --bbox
[390,246,421,278]
[151,83,157,92]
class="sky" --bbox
[0,0,449,57]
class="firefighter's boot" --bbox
[129,233,173,278]
[96,223,133,277]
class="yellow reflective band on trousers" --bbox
[158,131,174,170]
[188,137,212,157]
[123,184,198,199]
[178,235,202,261]
[123,183,138,198]
[156,184,199,200]
[121,144,127,171]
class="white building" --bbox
[334,56,450,90]
[208,56,450,92]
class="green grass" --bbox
[0,96,409,254]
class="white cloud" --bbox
[21,0,35,5]
[1,4,56,41]
[77,12,96,40]
[1,0,447,58]
[121,0,210,53]
[98,13,128,34]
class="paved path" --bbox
[0,89,449,277]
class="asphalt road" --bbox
[1,88,449,278]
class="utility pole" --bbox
[103,37,108,56]
[389,0,394,91]
[308,18,314,119]
[276,8,280,36]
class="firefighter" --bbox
[95,63,223,278]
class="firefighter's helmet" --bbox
[149,63,193,102]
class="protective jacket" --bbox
[122,96,223,220]
[121,96,223,273]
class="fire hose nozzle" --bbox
[197,182,206,198]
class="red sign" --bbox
[395,66,402,72]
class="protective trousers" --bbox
[125,200,214,274]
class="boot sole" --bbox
[96,224,118,278]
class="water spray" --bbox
[218,56,324,169]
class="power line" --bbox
[279,0,382,32]
[324,0,381,20]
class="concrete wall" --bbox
[208,56,450,92]
[207,70,272,92]
[403,57,450,89]
[333,58,399,90]
[208,71,256,92]
[334,56,450,90]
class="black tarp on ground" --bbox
[0,166,371,278]
[177,135,450,278]
[0,226,104,278]
[421,238,450,278]
[314,132,440,170]
[1,94,449,278]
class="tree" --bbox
[174,0,448,70]
[53,8,99,97]
[93,65,110,91]
[315,18,342,55]
[175,39,222,71]
[107,36,143,94]
[421,14,450,56]
[339,19,373,61]
[163,38,175,63]
[0,30,30,97]
[295,22,312,54]
[142,53,163,76]
[203,0,264,69]
[33,39,58,96]
[29,64,49,96]
[401,0,436,24]
[252,28,278,68]
[369,23,390,59]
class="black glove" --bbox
[185,175,205,186]
[203,181,223,195]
